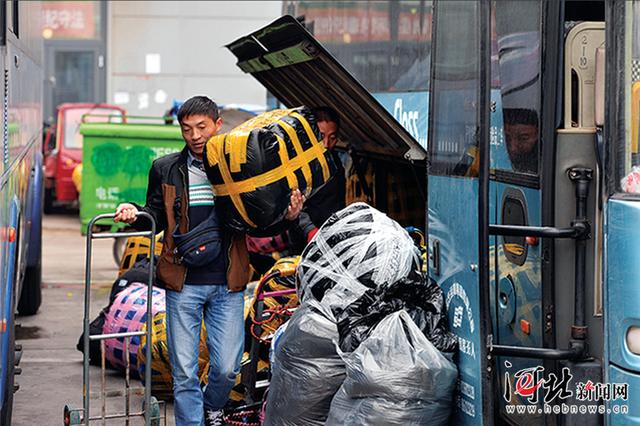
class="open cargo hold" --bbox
[225,15,427,231]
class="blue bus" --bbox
[230,0,640,424]
[0,1,43,424]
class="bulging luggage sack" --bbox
[103,283,166,374]
[203,107,338,231]
[263,300,345,426]
[297,202,421,309]
[325,310,458,426]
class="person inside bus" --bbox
[113,96,303,426]
[503,108,539,174]
[293,106,347,245]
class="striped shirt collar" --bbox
[187,150,204,171]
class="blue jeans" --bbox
[166,284,244,426]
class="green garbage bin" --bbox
[79,121,185,233]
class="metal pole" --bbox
[125,337,130,426]
[144,212,156,426]
[568,167,592,341]
[101,340,106,426]
[83,217,98,426]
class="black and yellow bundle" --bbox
[203,107,338,231]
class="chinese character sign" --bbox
[42,1,98,40]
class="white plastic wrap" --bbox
[298,203,420,309]
[326,310,458,426]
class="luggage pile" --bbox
[227,257,300,407]
[203,107,339,231]
[264,203,458,426]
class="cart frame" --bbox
[66,212,161,425]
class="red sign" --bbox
[300,5,431,43]
[42,1,97,40]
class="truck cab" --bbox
[43,103,125,213]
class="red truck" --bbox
[43,103,126,213]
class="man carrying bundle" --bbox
[114,96,303,426]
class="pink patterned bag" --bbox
[103,283,166,374]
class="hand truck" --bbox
[64,212,165,426]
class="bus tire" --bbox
[17,261,41,316]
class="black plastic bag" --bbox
[76,308,108,366]
[332,272,458,353]
[203,106,338,232]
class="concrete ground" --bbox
[13,213,174,425]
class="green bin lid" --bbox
[79,123,183,140]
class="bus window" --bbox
[491,1,541,176]
[620,1,640,193]
[287,0,432,93]
[428,1,479,177]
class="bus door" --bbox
[606,0,640,421]
[489,3,547,424]
[486,3,607,426]
[427,2,494,424]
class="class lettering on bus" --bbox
[0,1,44,423]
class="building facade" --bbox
[42,1,282,121]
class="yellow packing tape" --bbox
[204,109,330,228]
[277,118,313,195]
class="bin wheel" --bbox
[143,396,161,426]
[63,405,81,425]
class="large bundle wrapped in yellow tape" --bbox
[203,107,338,231]
[137,312,209,400]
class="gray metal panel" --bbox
[554,130,604,360]
[226,15,426,161]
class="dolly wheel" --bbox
[143,396,161,426]
[63,405,81,425]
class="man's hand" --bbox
[114,203,139,224]
[285,189,305,221]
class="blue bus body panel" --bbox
[428,175,482,424]
[0,199,19,407]
[492,183,544,421]
[608,365,639,424]
[606,199,640,372]
[373,91,429,149]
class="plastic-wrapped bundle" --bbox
[326,310,458,426]
[263,300,345,426]
[137,312,210,400]
[103,284,165,374]
[298,202,420,309]
[203,107,338,231]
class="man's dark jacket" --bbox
[291,150,346,249]
[132,148,251,293]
